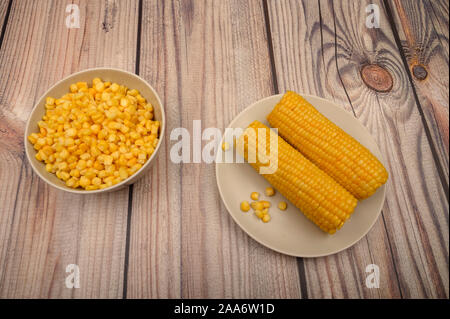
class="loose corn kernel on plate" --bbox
[25,68,165,193]
[215,94,387,257]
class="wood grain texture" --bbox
[0,0,139,298]
[126,0,302,298]
[0,0,9,29]
[389,0,449,183]
[267,0,401,299]
[267,0,448,298]
[0,0,448,299]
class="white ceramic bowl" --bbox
[24,68,165,194]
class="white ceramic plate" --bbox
[215,94,386,257]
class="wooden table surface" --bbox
[0,0,448,299]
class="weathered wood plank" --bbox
[0,0,139,298]
[268,0,448,298]
[0,0,10,30]
[388,0,449,183]
[267,0,401,299]
[126,0,302,298]
[426,0,449,57]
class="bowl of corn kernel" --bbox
[25,68,165,193]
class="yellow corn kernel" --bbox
[278,201,287,211]
[129,163,142,174]
[90,124,101,134]
[134,139,143,147]
[250,192,259,201]
[151,125,158,135]
[79,153,90,161]
[255,210,264,219]
[108,134,117,143]
[66,177,78,188]
[93,161,104,171]
[119,167,128,180]
[110,121,122,131]
[67,152,78,162]
[28,133,39,144]
[70,169,80,178]
[46,97,55,106]
[103,155,113,166]
[97,170,107,179]
[76,160,87,170]
[92,177,102,186]
[70,84,78,93]
[58,162,69,171]
[127,157,137,167]
[136,94,146,104]
[120,125,130,134]
[65,128,77,137]
[124,152,133,160]
[265,187,275,197]
[59,171,70,181]
[76,82,88,90]
[120,97,129,107]
[137,152,146,162]
[253,202,264,211]
[101,92,111,101]
[98,129,108,140]
[222,142,230,151]
[41,145,54,156]
[118,155,127,166]
[240,201,250,212]
[111,151,120,160]
[64,138,75,147]
[85,159,93,168]
[90,146,101,158]
[262,214,271,223]
[84,169,96,180]
[131,148,139,157]
[129,131,140,140]
[260,200,271,208]
[36,137,46,147]
[110,83,119,92]
[128,89,138,96]
[95,82,105,92]
[45,163,53,173]
[59,149,69,159]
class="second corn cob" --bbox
[236,120,357,234]
[267,91,388,199]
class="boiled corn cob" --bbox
[267,91,388,199]
[236,120,357,234]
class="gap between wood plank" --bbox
[122,0,143,300]
[0,0,12,50]
[383,0,449,200]
[262,0,308,299]
[330,1,357,118]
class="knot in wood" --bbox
[412,64,428,80]
[360,64,393,92]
